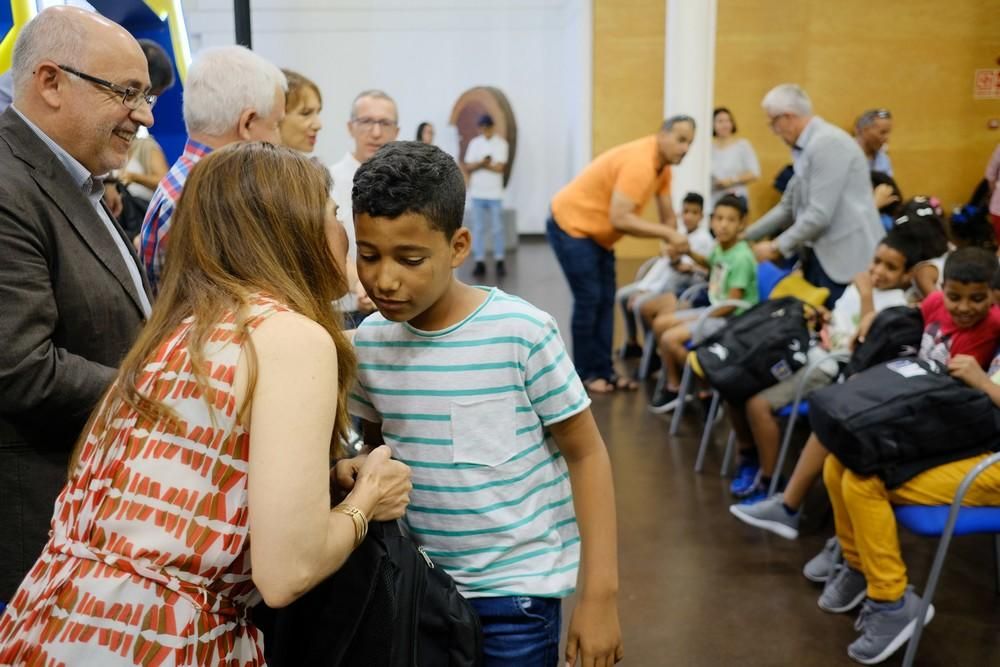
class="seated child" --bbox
[818,349,1000,665]
[732,247,1000,584]
[340,142,623,667]
[724,228,921,504]
[648,194,757,413]
[616,192,714,358]
[890,196,949,300]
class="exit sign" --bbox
[975,69,1000,100]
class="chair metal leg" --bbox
[720,429,736,477]
[900,452,1000,667]
[694,391,721,473]
[669,361,692,436]
[769,403,800,496]
[901,524,953,667]
[637,329,656,380]
[994,534,1000,595]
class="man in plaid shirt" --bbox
[140,46,285,292]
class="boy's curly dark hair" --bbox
[943,246,997,285]
[352,141,466,238]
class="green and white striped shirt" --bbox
[349,287,588,598]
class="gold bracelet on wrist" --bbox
[333,503,368,549]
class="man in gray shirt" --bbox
[745,84,884,306]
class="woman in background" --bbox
[416,121,435,144]
[280,69,324,154]
[711,107,760,210]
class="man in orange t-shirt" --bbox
[547,115,696,393]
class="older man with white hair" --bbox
[745,84,883,307]
[140,45,286,292]
[0,5,155,601]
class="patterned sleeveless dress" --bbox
[0,295,288,666]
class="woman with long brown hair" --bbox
[0,142,411,665]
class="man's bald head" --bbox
[11,6,144,101]
[10,6,153,176]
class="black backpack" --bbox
[269,520,483,667]
[693,297,812,403]
[808,358,1000,488]
[843,306,923,378]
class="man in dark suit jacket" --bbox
[0,6,154,600]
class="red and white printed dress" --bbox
[0,295,288,666]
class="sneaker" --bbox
[472,261,486,277]
[729,461,760,496]
[495,260,507,277]
[803,536,841,583]
[648,387,680,414]
[729,493,800,540]
[818,564,867,613]
[732,478,765,501]
[847,588,934,665]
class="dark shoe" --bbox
[472,261,486,277]
[648,387,680,414]
[495,260,507,277]
[619,342,644,359]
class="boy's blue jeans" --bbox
[471,198,505,261]
[546,215,616,382]
[469,595,562,667]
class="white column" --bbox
[663,0,717,212]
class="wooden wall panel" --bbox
[715,0,1000,218]
[592,0,666,258]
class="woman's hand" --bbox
[347,446,412,521]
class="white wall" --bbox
[180,0,591,234]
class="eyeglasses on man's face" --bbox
[58,65,157,111]
[768,113,789,130]
[351,117,398,132]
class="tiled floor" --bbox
[465,237,1000,666]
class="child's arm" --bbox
[686,249,710,269]
[853,271,876,322]
[548,409,623,666]
[707,286,745,318]
[949,355,1000,406]
[912,263,939,300]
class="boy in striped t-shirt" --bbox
[338,142,623,667]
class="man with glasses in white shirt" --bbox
[330,89,400,323]
[0,6,154,602]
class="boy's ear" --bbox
[450,228,472,268]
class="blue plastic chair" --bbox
[896,451,1000,666]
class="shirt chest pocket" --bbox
[450,395,517,467]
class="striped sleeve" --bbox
[523,315,589,426]
[348,324,381,422]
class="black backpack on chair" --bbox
[268,520,483,667]
[843,306,924,378]
[692,297,812,403]
[809,358,1000,488]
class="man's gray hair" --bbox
[183,46,287,136]
[11,9,86,98]
[350,89,397,121]
[761,83,813,117]
[661,114,696,132]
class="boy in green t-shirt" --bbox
[650,194,758,412]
